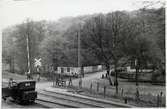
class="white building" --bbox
[126,66,152,73]
[57,65,103,75]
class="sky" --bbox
[0,0,163,30]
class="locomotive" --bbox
[2,80,37,104]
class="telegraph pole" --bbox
[135,59,138,86]
[78,29,83,89]
[78,23,85,77]
[78,26,81,75]
[26,34,31,75]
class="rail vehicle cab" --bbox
[9,80,37,103]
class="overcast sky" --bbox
[0,0,163,30]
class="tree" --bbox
[2,19,47,74]
[136,1,165,79]
[81,12,130,94]
[141,7,165,72]
[121,7,165,85]
[2,28,17,73]
[138,7,165,81]
[64,23,100,66]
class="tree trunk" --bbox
[114,61,118,94]
[81,66,84,77]
[9,56,12,73]
[106,64,110,76]
[135,67,139,86]
[106,63,112,85]
[12,56,15,73]
[135,58,139,86]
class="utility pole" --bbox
[135,59,138,86]
[78,26,81,76]
[26,33,31,75]
[9,56,12,73]
[78,22,85,78]
[12,55,15,73]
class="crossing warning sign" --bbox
[34,58,42,67]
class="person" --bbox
[3,78,14,101]
[105,73,108,78]
[68,77,72,86]
[55,75,58,86]
[60,76,64,86]
[159,92,163,106]
[8,78,16,88]
[25,71,28,79]
[37,72,40,82]
[101,74,104,79]
[71,72,74,76]
[8,78,15,88]
[109,76,113,85]
[36,66,40,81]
[26,71,31,80]
[79,77,82,88]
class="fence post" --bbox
[124,96,128,104]
[160,92,163,107]
[90,83,93,92]
[104,86,106,97]
[136,88,140,101]
[97,82,99,92]
[53,80,54,87]
[157,94,160,107]
[121,88,124,97]
[79,78,82,89]
[53,75,55,87]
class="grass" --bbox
[2,70,47,82]
[2,71,27,80]
[52,77,166,107]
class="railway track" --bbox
[36,90,132,108]
[37,92,102,108]
[2,98,48,108]
[36,98,77,108]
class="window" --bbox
[67,67,70,72]
[61,68,64,73]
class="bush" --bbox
[151,70,165,85]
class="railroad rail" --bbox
[36,98,78,108]
[37,90,132,108]
[37,92,102,108]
